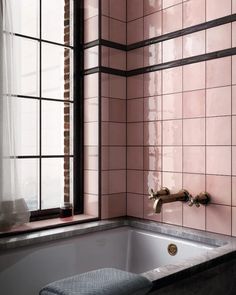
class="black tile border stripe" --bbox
[83,47,236,77]
[83,13,236,52]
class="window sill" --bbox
[0,214,98,237]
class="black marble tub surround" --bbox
[0,217,236,294]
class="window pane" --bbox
[11,97,39,156]
[41,158,73,209]
[42,43,73,100]
[14,36,39,97]
[42,0,73,46]
[17,159,39,211]
[42,101,73,155]
[10,0,39,38]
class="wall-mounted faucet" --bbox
[149,189,191,214]
[149,188,211,214]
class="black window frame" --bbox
[9,0,84,221]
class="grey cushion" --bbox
[39,268,153,295]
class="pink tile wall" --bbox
[125,0,236,237]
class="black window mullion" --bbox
[39,0,42,211]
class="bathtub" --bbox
[0,218,235,295]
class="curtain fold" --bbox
[0,0,30,230]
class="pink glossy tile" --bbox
[163,66,182,94]
[183,118,205,145]
[127,194,144,218]
[102,171,126,194]
[127,170,144,194]
[84,170,98,194]
[183,173,205,195]
[233,22,236,48]
[206,146,231,175]
[101,193,126,219]
[102,122,126,146]
[232,207,236,237]
[102,16,109,40]
[183,90,205,118]
[84,146,99,170]
[102,147,126,170]
[84,46,99,70]
[143,171,162,194]
[206,175,231,205]
[183,204,205,230]
[183,0,205,28]
[144,121,162,146]
[162,202,182,226]
[183,147,205,174]
[84,0,98,19]
[144,197,162,222]
[127,0,143,21]
[110,18,126,44]
[183,31,205,58]
[144,11,162,39]
[163,4,182,34]
[144,96,162,121]
[163,120,182,146]
[127,98,144,122]
[102,46,109,67]
[144,146,162,171]
[144,44,162,67]
[233,0,236,13]
[233,177,236,206]
[206,117,231,146]
[233,147,236,176]
[84,73,98,98]
[233,116,236,145]
[102,97,126,122]
[183,61,205,91]
[127,48,144,71]
[127,75,144,99]
[84,122,98,146]
[233,86,236,115]
[162,146,182,172]
[84,97,98,122]
[84,16,99,43]
[127,147,144,170]
[206,0,231,21]
[127,18,143,45]
[144,71,162,97]
[162,172,182,191]
[110,0,126,21]
[101,73,109,97]
[84,194,98,217]
[109,48,126,71]
[206,86,231,117]
[206,24,231,53]
[233,56,236,85]
[127,123,143,146]
[109,75,126,99]
[206,57,231,88]
[163,0,182,9]
[206,204,231,235]
[163,93,182,120]
[163,37,182,63]
[144,0,162,15]
[102,0,109,16]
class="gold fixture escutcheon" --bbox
[168,243,178,256]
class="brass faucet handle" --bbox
[188,192,210,207]
[148,187,170,200]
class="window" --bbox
[8,0,81,219]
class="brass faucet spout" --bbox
[152,190,191,214]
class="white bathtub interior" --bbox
[0,227,217,295]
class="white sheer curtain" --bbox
[0,0,30,230]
